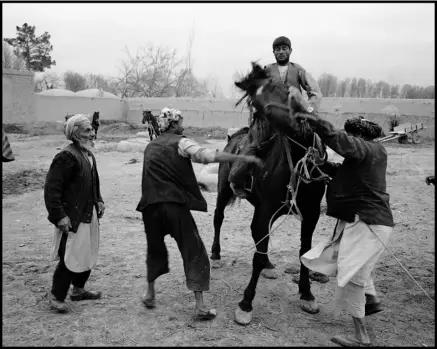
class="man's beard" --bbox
[276,54,289,65]
[79,139,95,153]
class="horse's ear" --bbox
[235,81,245,91]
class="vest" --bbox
[264,62,303,91]
[136,132,207,212]
[44,143,103,233]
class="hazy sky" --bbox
[3,2,435,96]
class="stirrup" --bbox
[244,175,254,192]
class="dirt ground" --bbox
[2,131,435,347]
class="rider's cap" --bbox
[273,36,291,49]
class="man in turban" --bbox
[136,108,262,320]
[296,114,394,347]
[44,114,105,313]
[229,36,323,198]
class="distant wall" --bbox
[125,97,251,127]
[2,69,36,123]
[124,97,435,138]
[33,95,127,122]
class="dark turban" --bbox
[344,116,383,140]
[273,36,291,49]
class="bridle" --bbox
[253,85,331,220]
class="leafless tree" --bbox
[2,41,26,70]
[112,45,184,98]
[34,71,62,92]
[84,73,111,91]
[64,71,86,92]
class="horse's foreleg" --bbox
[211,186,233,267]
[211,206,225,261]
[260,213,282,278]
[235,211,270,325]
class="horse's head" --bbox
[142,110,153,124]
[235,62,314,137]
[92,111,100,121]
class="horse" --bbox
[211,62,330,325]
[91,111,100,139]
[142,109,160,141]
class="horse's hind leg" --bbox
[210,186,233,268]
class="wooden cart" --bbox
[376,122,426,144]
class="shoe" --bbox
[331,335,371,347]
[70,290,102,301]
[48,292,68,313]
[194,308,217,320]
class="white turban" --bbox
[157,108,183,132]
[64,114,91,140]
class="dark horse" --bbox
[142,110,160,141]
[91,111,100,139]
[211,63,330,325]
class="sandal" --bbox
[195,308,217,320]
[70,290,102,301]
[331,335,371,347]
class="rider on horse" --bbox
[229,36,323,198]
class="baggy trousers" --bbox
[51,233,91,301]
[141,202,210,292]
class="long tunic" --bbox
[50,153,100,273]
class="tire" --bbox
[412,132,422,144]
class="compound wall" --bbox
[2,69,36,123]
[33,95,128,122]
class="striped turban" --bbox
[344,116,383,140]
[64,114,91,140]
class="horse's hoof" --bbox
[234,307,253,325]
[261,268,279,279]
[211,259,224,269]
[300,300,320,314]
[309,271,329,284]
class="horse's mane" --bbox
[229,126,249,141]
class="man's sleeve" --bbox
[44,152,75,225]
[308,118,370,161]
[297,65,323,111]
[92,155,104,203]
[178,138,217,164]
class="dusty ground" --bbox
[2,130,435,347]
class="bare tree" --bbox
[64,71,86,92]
[203,75,223,98]
[3,41,26,70]
[113,45,184,97]
[85,73,110,91]
[174,25,195,97]
[34,71,62,92]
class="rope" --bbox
[368,226,435,305]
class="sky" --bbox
[3,2,435,97]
